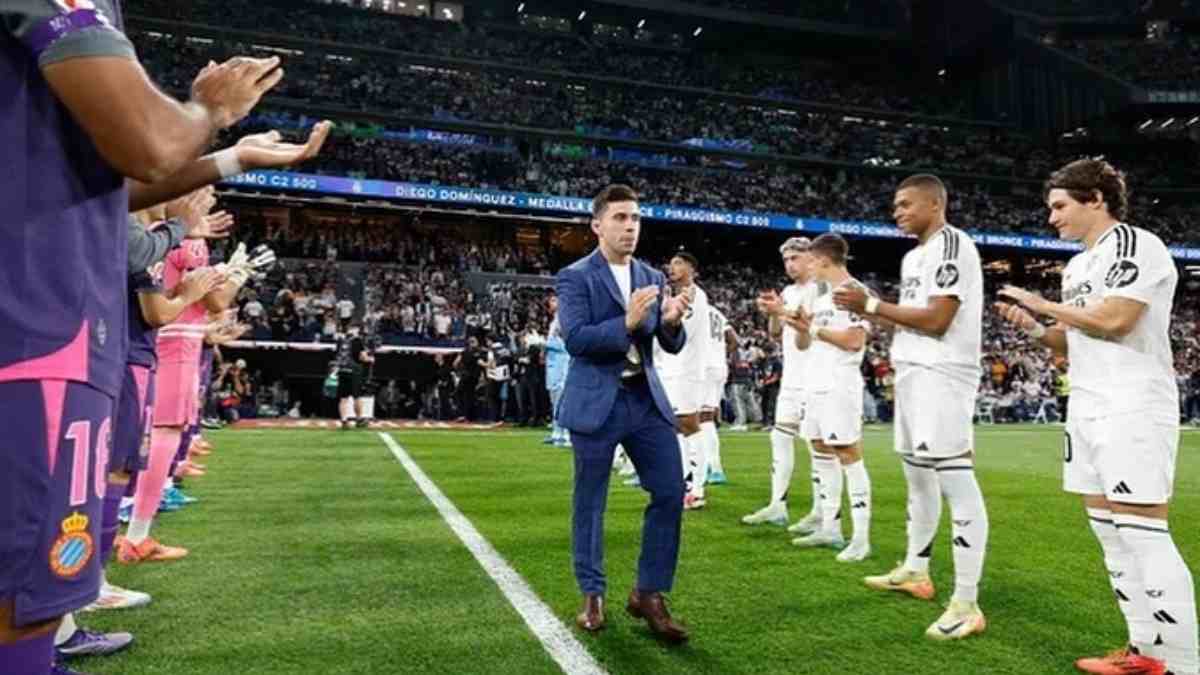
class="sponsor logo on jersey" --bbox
[934,262,959,288]
[1104,260,1140,289]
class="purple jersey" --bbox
[128,236,166,369]
[0,0,137,397]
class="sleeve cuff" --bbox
[34,18,136,67]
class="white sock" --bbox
[702,421,722,474]
[359,396,375,419]
[769,428,796,508]
[339,398,352,421]
[126,517,152,545]
[806,440,822,518]
[937,458,988,604]
[119,496,134,509]
[902,457,941,574]
[1087,508,1156,654]
[816,452,843,537]
[686,430,706,498]
[1114,513,1199,674]
[678,433,689,482]
[54,612,77,646]
[843,460,871,545]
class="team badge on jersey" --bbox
[1104,260,1139,289]
[934,262,959,288]
[49,511,94,579]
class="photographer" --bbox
[333,322,374,429]
[356,323,383,426]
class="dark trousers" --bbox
[570,378,684,596]
[458,378,480,421]
[520,376,542,424]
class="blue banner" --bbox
[221,170,1200,261]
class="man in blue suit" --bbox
[556,184,692,643]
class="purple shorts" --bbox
[110,364,154,475]
[0,380,113,627]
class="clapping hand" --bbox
[662,286,692,327]
[756,289,784,316]
[997,285,1049,316]
[235,121,332,169]
[833,284,869,314]
[625,286,659,332]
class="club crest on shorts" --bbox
[49,511,93,579]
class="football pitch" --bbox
[81,425,1200,674]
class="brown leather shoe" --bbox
[626,590,689,644]
[576,594,605,632]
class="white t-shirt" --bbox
[337,299,355,320]
[780,281,820,391]
[433,312,452,336]
[1061,223,1179,419]
[808,278,871,393]
[704,307,730,383]
[608,262,643,370]
[656,284,711,380]
[608,262,631,305]
[890,225,982,383]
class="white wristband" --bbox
[809,323,821,339]
[864,297,880,315]
[214,148,243,178]
[1025,323,1047,339]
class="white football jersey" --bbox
[780,281,820,390]
[890,225,982,382]
[1061,223,1178,418]
[704,307,730,383]
[656,284,711,379]
[808,278,871,393]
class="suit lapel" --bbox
[591,249,626,309]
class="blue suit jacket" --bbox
[555,249,686,434]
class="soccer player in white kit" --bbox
[654,251,713,510]
[835,174,989,641]
[786,234,872,563]
[741,237,825,530]
[700,306,736,485]
[998,159,1196,675]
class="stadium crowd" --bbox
[135,29,1200,187]
[125,0,966,117]
[221,127,1200,244]
[1061,35,1200,90]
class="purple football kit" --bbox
[0,0,135,630]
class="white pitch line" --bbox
[378,433,607,675]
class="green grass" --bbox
[80,425,1200,674]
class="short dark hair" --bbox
[808,233,849,266]
[592,184,639,218]
[1044,158,1128,221]
[672,249,699,270]
[897,173,948,207]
